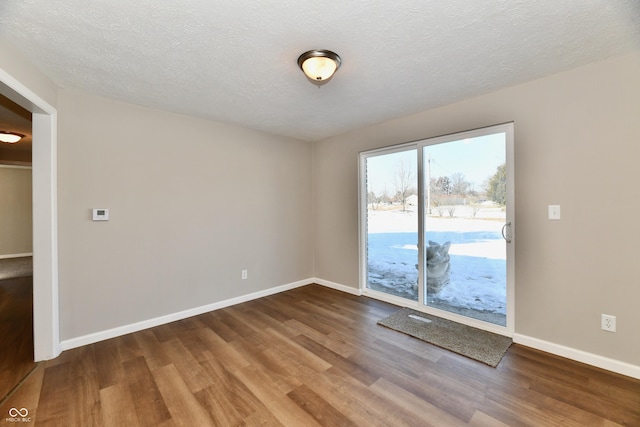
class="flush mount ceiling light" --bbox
[0,131,24,144]
[297,49,342,85]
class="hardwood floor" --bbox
[0,276,37,402]
[1,284,638,426]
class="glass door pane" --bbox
[422,133,507,326]
[364,148,418,301]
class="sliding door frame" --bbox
[359,123,515,336]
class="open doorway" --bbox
[0,66,59,364]
[0,94,35,400]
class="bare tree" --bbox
[450,172,470,196]
[394,157,415,211]
[367,191,378,210]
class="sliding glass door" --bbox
[422,130,511,327]
[362,148,419,301]
[360,124,514,333]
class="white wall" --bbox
[0,166,32,256]
[313,52,640,368]
[57,89,313,341]
[0,39,57,108]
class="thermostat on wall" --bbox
[92,208,110,221]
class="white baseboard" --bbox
[513,333,640,380]
[311,277,362,296]
[313,278,639,380]
[60,278,312,351]
[0,252,33,259]
[58,276,639,381]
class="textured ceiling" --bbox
[0,1,639,141]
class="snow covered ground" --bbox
[366,206,507,325]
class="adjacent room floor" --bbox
[0,274,37,403]
[1,284,638,426]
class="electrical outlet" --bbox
[601,314,616,332]
[241,270,248,280]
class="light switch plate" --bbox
[548,205,561,220]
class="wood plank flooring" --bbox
[0,276,37,401]
[1,284,638,426]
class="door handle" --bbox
[501,222,512,243]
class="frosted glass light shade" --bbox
[301,56,337,81]
[0,131,23,143]
[297,50,341,83]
